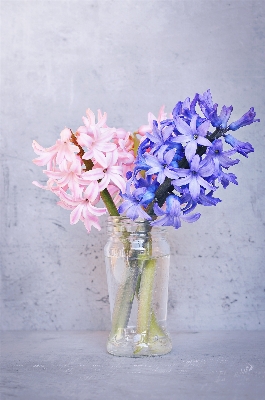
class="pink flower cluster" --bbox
[32,109,135,232]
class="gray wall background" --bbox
[1,0,264,331]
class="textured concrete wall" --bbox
[1,0,264,331]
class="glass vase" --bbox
[104,216,172,357]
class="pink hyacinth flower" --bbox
[32,140,58,170]
[43,156,83,199]
[80,151,126,193]
[138,106,167,136]
[82,108,108,131]
[76,109,116,168]
[115,132,135,166]
[57,188,106,232]
[32,128,79,170]
[77,130,116,169]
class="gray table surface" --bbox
[1,331,265,400]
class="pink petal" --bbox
[58,188,81,207]
[107,165,123,175]
[97,127,114,142]
[77,132,93,148]
[57,200,74,210]
[109,173,126,192]
[118,151,134,165]
[32,180,52,190]
[96,142,116,152]
[138,124,151,136]
[97,110,107,127]
[69,177,82,200]
[147,112,157,127]
[82,149,94,161]
[70,203,84,224]
[56,146,66,165]
[70,156,82,174]
[85,109,96,126]
[32,140,46,155]
[82,168,104,181]
[98,174,110,191]
[93,149,108,168]
[84,181,100,202]
[82,116,90,128]
[106,150,118,167]
[60,128,72,141]
[32,154,53,166]
[84,215,101,232]
[157,105,167,122]
[43,170,64,179]
[64,143,78,162]
[87,203,107,216]
[114,128,127,139]
[83,211,102,232]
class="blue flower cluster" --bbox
[119,90,259,229]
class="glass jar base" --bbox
[107,327,172,357]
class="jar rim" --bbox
[107,216,151,223]
[107,216,167,234]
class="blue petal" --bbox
[228,107,260,131]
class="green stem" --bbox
[107,220,140,342]
[149,311,167,338]
[134,261,166,341]
[109,260,139,341]
[134,258,156,354]
[100,190,138,341]
[100,188,120,216]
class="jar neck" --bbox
[107,216,167,237]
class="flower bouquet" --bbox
[33,90,259,356]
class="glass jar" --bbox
[104,216,172,357]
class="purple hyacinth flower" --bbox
[144,145,177,184]
[217,105,233,129]
[206,139,239,174]
[132,138,151,176]
[172,155,215,200]
[228,107,260,131]
[172,94,199,122]
[217,168,238,189]
[197,189,222,206]
[198,89,233,129]
[134,177,159,207]
[224,134,254,157]
[177,186,221,213]
[151,195,200,229]
[118,188,152,221]
[198,90,218,120]
[145,121,173,152]
[172,115,212,162]
[198,90,215,114]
